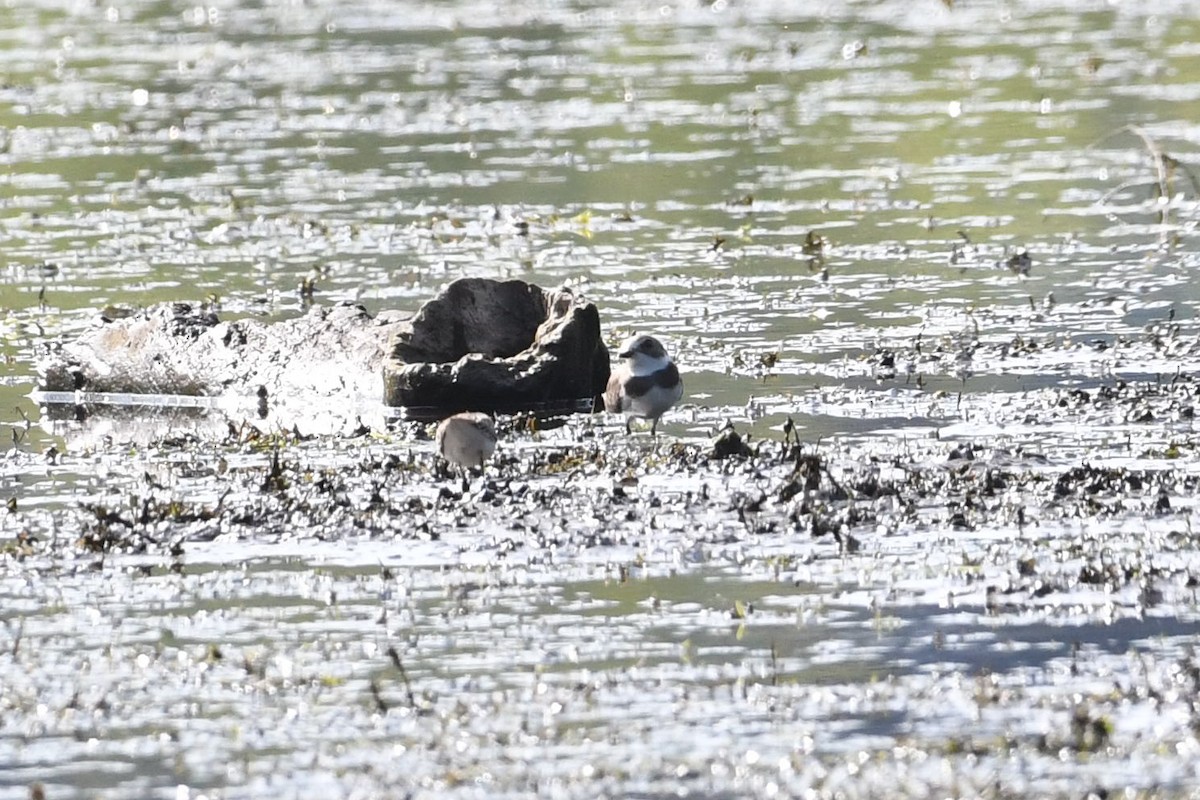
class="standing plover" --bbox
[436,412,497,471]
[604,334,683,435]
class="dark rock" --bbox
[382,278,610,415]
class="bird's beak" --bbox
[618,348,634,358]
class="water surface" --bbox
[4,1,1200,797]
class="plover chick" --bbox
[604,334,683,436]
[436,412,497,473]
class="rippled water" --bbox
[4,1,1200,797]
[5,1,1200,429]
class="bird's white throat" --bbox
[628,353,672,377]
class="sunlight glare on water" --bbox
[4,1,1200,798]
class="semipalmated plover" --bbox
[436,412,497,470]
[604,334,683,435]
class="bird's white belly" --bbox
[624,381,682,420]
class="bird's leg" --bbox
[650,418,659,437]
[624,417,632,435]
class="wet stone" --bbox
[40,301,408,402]
[37,279,611,430]
[383,278,610,417]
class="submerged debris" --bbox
[8,378,1186,631]
[708,423,754,459]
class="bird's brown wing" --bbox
[603,366,627,412]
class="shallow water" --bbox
[4,1,1200,797]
